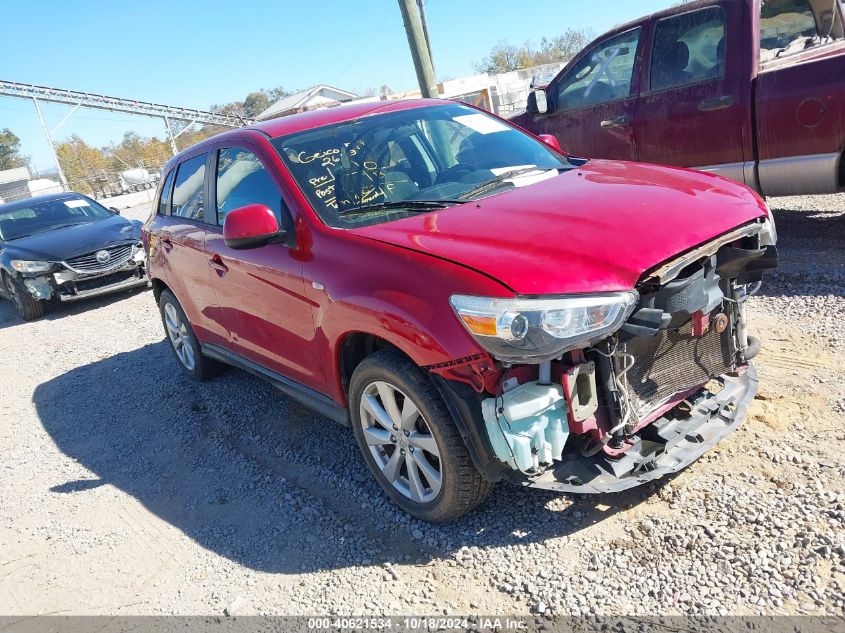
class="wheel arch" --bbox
[150,276,170,303]
[337,331,413,399]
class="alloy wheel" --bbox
[359,380,442,503]
[163,302,196,371]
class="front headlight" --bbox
[10,260,53,273]
[450,292,637,363]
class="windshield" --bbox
[271,103,572,227]
[0,196,113,241]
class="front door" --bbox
[634,4,747,179]
[203,142,325,392]
[533,27,644,160]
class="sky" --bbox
[0,0,671,174]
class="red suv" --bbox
[143,99,778,522]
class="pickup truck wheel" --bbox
[158,289,224,381]
[3,273,45,321]
[349,351,494,523]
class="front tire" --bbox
[158,289,224,381]
[3,273,45,321]
[349,350,493,523]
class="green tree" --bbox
[243,92,271,118]
[107,131,172,173]
[56,135,109,194]
[0,128,30,171]
[473,28,594,74]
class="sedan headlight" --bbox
[10,260,53,273]
[450,292,637,363]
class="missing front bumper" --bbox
[527,364,758,494]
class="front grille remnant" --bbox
[64,244,134,273]
[620,318,735,420]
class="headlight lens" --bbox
[10,260,53,273]
[450,292,637,363]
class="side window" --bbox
[156,169,175,216]
[760,0,819,59]
[215,148,283,226]
[651,8,726,91]
[555,28,641,111]
[171,154,207,221]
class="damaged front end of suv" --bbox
[435,216,778,493]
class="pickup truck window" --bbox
[760,0,820,60]
[555,29,641,111]
[651,7,726,91]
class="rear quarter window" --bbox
[156,169,175,216]
[171,154,208,221]
[760,0,819,56]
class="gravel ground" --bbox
[0,196,843,617]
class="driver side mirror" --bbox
[109,207,120,215]
[526,88,549,115]
[223,204,285,250]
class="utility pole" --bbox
[32,97,68,189]
[397,0,438,98]
[416,0,435,76]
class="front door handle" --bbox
[209,253,229,277]
[698,95,734,111]
[600,115,629,129]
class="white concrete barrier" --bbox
[96,189,156,210]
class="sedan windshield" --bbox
[271,103,573,227]
[0,196,113,241]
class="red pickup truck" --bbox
[512,0,845,197]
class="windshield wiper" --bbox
[338,199,463,217]
[457,167,556,200]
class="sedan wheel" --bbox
[359,380,442,503]
[164,301,196,371]
[3,273,44,321]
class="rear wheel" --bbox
[3,273,44,321]
[349,350,493,523]
[158,289,224,381]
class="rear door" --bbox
[203,141,324,391]
[536,27,644,160]
[153,151,226,344]
[634,4,747,179]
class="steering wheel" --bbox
[435,163,476,185]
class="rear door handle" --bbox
[698,95,734,111]
[600,116,629,129]
[209,253,229,277]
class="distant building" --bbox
[0,167,62,204]
[0,167,33,203]
[256,85,360,121]
[390,62,567,118]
